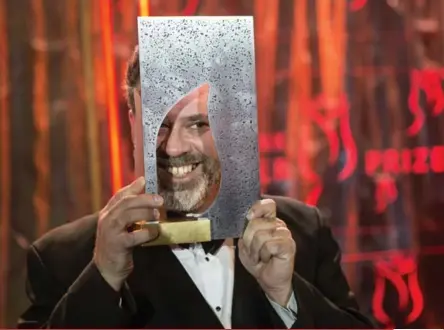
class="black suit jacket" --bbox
[18,196,374,329]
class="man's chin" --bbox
[160,190,205,214]
[159,172,219,214]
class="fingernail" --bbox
[246,210,254,221]
[153,209,160,220]
[153,195,163,204]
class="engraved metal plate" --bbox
[138,16,260,241]
[133,218,212,247]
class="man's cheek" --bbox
[205,143,219,161]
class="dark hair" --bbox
[124,45,140,110]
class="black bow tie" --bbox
[179,239,225,254]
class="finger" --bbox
[105,194,163,227]
[276,218,287,228]
[109,207,159,231]
[238,238,245,252]
[237,239,252,266]
[243,218,276,252]
[259,239,280,263]
[249,229,274,264]
[103,194,163,231]
[106,177,146,209]
[118,207,161,228]
[259,237,296,263]
[238,238,247,258]
[246,199,276,221]
[116,194,163,212]
[121,223,160,248]
[273,226,292,239]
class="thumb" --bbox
[237,239,248,257]
[127,176,146,194]
[107,177,146,209]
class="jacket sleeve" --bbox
[288,208,376,328]
[17,244,137,329]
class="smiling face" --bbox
[129,83,221,214]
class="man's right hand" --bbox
[93,176,162,291]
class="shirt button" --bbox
[215,306,221,312]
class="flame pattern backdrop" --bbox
[1,0,444,327]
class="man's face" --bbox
[129,84,221,213]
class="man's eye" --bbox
[190,122,209,129]
[158,124,169,135]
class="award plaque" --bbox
[137,16,260,245]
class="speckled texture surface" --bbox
[137,17,260,239]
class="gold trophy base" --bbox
[132,218,211,246]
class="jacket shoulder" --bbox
[33,214,98,252]
[30,214,98,284]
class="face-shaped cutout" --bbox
[155,84,221,214]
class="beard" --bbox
[157,152,220,213]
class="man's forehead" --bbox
[166,85,209,121]
[137,83,210,120]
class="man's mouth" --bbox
[165,163,200,178]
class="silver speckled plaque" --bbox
[138,16,260,241]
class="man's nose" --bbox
[163,128,191,157]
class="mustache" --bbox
[157,153,206,167]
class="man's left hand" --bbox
[238,199,296,307]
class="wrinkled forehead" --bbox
[137,83,210,123]
[167,83,210,121]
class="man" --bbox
[18,46,374,329]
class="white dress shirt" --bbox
[172,239,298,329]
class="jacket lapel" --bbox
[126,240,312,328]
[127,245,224,329]
[231,239,286,329]
[231,238,316,329]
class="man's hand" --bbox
[238,199,296,307]
[93,177,162,292]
